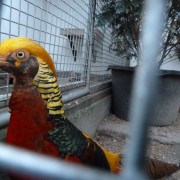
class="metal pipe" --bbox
[62,87,89,103]
[0,111,10,128]
[0,88,89,127]
[0,80,111,128]
[0,79,111,128]
[0,143,119,180]
[122,0,166,179]
[0,87,90,128]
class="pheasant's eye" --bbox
[16,51,25,59]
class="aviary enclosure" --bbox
[0,0,179,179]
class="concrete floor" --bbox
[96,113,180,179]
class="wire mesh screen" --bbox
[0,72,10,108]
[90,0,126,84]
[0,0,126,106]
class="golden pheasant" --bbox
[0,37,179,179]
[0,37,120,175]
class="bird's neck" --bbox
[9,85,45,113]
[8,80,48,126]
[13,75,35,89]
[33,62,65,118]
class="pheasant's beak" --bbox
[0,56,7,65]
[0,56,15,72]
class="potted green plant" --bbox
[97,0,180,126]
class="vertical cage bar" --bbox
[89,0,127,86]
[122,0,166,179]
[86,0,96,89]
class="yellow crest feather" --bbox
[0,37,57,76]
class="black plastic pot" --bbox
[109,65,180,126]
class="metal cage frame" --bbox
[0,0,167,179]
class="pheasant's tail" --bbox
[102,148,121,173]
[83,132,121,173]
